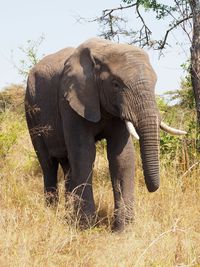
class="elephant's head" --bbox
[61,38,186,192]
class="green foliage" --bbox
[156,95,169,113]
[0,111,26,159]
[159,106,197,173]
[164,61,195,110]
[0,86,25,159]
[122,0,177,19]
[155,58,198,168]
[164,87,195,110]
[0,84,24,112]
[16,35,45,81]
[0,85,40,175]
[157,66,198,170]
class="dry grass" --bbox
[0,89,200,267]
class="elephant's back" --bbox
[37,47,75,69]
[25,47,75,157]
[25,47,75,105]
[32,47,75,80]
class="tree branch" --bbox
[158,14,193,49]
[83,1,193,50]
[135,4,152,47]
[101,2,137,19]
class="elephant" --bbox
[25,38,186,231]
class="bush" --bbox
[0,84,24,112]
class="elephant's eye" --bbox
[112,80,120,90]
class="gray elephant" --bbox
[25,38,186,230]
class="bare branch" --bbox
[167,0,193,43]
[101,2,137,19]
[158,14,193,49]
[80,1,193,50]
[135,4,152,47]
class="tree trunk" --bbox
[190,1,200,126]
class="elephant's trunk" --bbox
[138,116,160,192]
[121,79,160,191]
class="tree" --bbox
[93,0,200,125]
[12,35,45,83]
[189,1,200,123]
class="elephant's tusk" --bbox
[125,121,140,140]
[160,121,187,135]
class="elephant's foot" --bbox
[77,205,96,229]
[45,188,58,207]
[77,212,96,230]
[111,216,134,232]
[69,194,96,229]
[111,205,134,232]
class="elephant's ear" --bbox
[61,47,101,122]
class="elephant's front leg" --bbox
[62,114,96,227]
[107,120,135,231]
[69,143,96,224]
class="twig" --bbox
[158,14,193,49]
[134,220,186,267]
[30,125,52,138]
[180,160,200,178]
[135,4,152,47]
[102,3,137,18]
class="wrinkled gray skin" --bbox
[25,38,160,231]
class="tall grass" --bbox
[0,86,200,266]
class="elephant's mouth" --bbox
[125,120,187,139]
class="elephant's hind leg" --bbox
[31,136,59,205]
[58,158,72,195]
